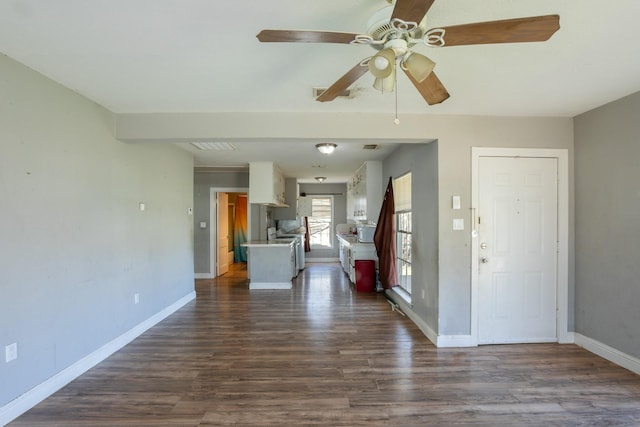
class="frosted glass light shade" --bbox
[368,48,396,78]
[402,52,435,83]
[373,66,395,93]
[316,143,337,154]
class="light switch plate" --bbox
[5,343,17,363]
[452,195,461,210]
[453,219,464,230]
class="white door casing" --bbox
[217,192,229,276]
[471,147,569,346]
[477,156,557,344]
[207,187,250,280]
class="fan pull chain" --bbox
[394,62,400,125]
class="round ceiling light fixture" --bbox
[315,176,327,183]
[315,143,337,155]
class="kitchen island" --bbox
[241,239,296,289]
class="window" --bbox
[394,173,412,296]
[308,196,333,248]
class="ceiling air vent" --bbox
[191,142,236,151]
[363,144,380,150]
[313,87,352,98]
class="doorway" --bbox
[210,187,249,278]
[471,147,569,345]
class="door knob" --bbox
[480,242,488,249]
[481,257,489,264]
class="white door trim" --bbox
[208,187,250,278]
[471,147,569,346]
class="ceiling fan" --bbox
[257,0,560,106]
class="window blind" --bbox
[394,173,412,212]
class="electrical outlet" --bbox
[134,293,140,304]
[5,342,17,363]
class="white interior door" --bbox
[217,192,229,276]
[478,156,558,344]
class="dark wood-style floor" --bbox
[11,263,640,426]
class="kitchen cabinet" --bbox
[346,161,383,222]
[273,178,298,220]
[249,161,287,206]
[336,233,378,287]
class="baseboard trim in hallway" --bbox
[0,291,196,426]
[575,333,640,375]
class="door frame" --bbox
[471,147,569,346]
[209,187,250,278]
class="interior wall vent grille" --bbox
[191,142,236,151]
[313,87,352,98]
[363,144,380,150]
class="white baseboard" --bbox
[563,331,576,344]
[437,334,476,348]
[0,291,196,427]
[574,333,640,375]
[385,290,439,347]
[194,273,213,279]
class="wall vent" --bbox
[363,144,380,150]
[191,142,236,151]
[313,87,352,98]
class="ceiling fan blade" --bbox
[257,29,359,44]
[403,69,450,105]
[391,0,435,23]
[316,60,370,102]
[435,15,560,47]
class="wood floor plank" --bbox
[9,262,640,426]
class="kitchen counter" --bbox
[336,234,359,245]
[242,239,295,247]
[336,233,378,284]
[241,239,296,289]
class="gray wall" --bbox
[116,75,574,341]
[299,183,347,259]
[0,54,195,407]
[193,170,249,274]
[574,91,640,359]
[434,117,574,336]
[383,143,439,334]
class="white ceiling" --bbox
[1,0,639,181]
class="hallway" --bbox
[11,263,640,426]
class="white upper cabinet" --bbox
[346,161,383,223]
[249,162,287,206]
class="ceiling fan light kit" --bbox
[369,48,396,78]
[373,68,396,93]
[402,51,435,83]
[257,0,560,106]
